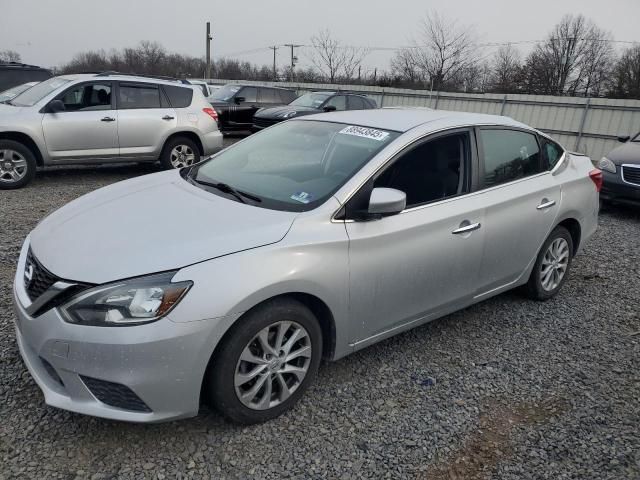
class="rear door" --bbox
[116,81,177,159]
[41,81,118,160]
[473,127,561,296]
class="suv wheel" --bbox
[160,137,200,170]
[207,298,322,424]
[0,140,36,189]
[524,226,574,301]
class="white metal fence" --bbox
[203,78,640,162]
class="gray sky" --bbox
[2,0,639,73]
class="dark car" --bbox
[598,133,640,207]
[209,84,297,133]
[0,62,52,92]
[252,91,377,131]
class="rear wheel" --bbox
[207,298,322,424]
[524,226,574,301]
[0,140,36,189]
[160,136,200,170]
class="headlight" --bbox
[277,110,297,119]
[598,157,616,174]
[60,272,192,326]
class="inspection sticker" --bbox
[290,191,314,204]
[339,125,390,141]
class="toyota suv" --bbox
[0,73,223,189]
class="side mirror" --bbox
[234,96,245,104]
[48,99,65,113]
[368,188,406,217]
[323,105,337,112]
[617,135,631,143]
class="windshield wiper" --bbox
[192,178,262,204]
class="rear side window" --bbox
[480,129,542,188]
[118,83,161,109]
[162,85,193,108]
[348,96,366,110]
[540,137,564,170]
[279,89,296,103]
[259,88,279,103]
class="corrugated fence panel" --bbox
[204,78,640,159]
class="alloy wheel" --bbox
[169,144,196,168]
[540,237,570,291]
[0,149,28,184]
[234,321,312,410]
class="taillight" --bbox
[589,169,603,192]
[203,107,218,122]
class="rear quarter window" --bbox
[162,85,194,108]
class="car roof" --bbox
[226,83,294,91]
[56,73,194,87]
[299,108,530,133]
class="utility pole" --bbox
[284,44,301,82]
[205,22,213,80]
[269,46,278,81]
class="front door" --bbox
[345,130,485,343]
[41,81,118,160]
[229,86,258,128]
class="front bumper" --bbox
[601,169,640,207]
[12,240,238,423]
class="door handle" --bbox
[100,116,115,122]
[162,115,175,120]
[452,222,481,235]
[536,199,556,210]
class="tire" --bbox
[207,298,323,424]
[0,140,36,189]
[159,136,200,170]
[524,225,574,301]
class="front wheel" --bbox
[207,298,322,424]
[160,136,200,170]
[0,140,37,189]
[524,226,574,301]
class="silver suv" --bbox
[0,73,223,189]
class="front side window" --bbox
[189,120,400,211]
[11,77,70,106]
[480,129,542,188]
[118,83,160,109]
[375,133,467,208]
[238,87,257,103]
[211,84,242,101]
[57,82,112,112]
[324,95,346,111]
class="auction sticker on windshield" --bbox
[339,126,390,141]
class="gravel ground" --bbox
[1,146,639,479]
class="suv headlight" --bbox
[60,272,192,326]
[598,157,616,174]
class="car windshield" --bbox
[10,77,71,106]
[211,84,242,102]
[189,120,400,211]
[289,92,332,108]
[0,82,37,102]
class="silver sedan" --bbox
[13,109,600,423]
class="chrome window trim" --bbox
[331,123,550,222]
[621,164,640,186]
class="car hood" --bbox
[0,103,25,117]
[255,105,317,118]
[606,141,640,165]
[30,170,297,284]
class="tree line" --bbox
[5,12,639,100]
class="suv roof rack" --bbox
[0,61,47,69]
[92,71,192,85]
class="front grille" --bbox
[40,357,64,387]
[24,249,59,301]
[80,375,152,413]
[253,117,281,129]
[622,166,640,186]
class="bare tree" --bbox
[491,45,522,93]
[390,48,421,84]
[310,29,368,83]
[399,11,479,91]
[0,50,21,62]
[609,45,640,99]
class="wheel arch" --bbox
[0,131,45,166]
[162,131,204,156]
[556,217,581,256]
